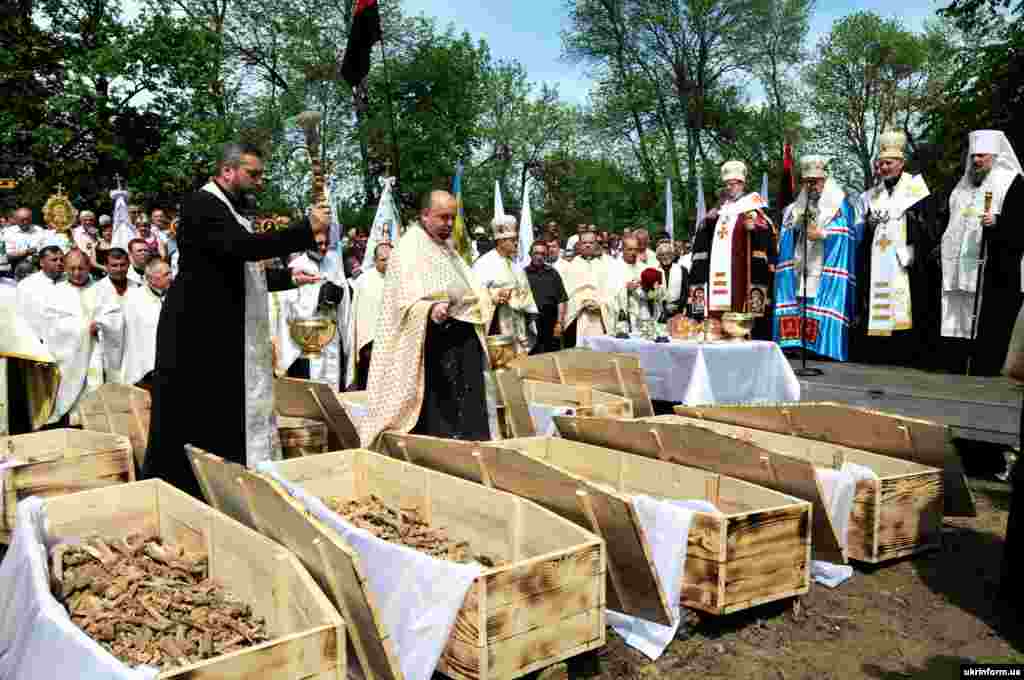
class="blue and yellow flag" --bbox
[451,161,473,263]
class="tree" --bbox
[803,12,953,190]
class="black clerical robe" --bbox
[143,183,313,497]
[689,206,773,315]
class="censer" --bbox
[286,110,336,359]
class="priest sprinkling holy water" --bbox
[358,190,494,448]
[689,160,773,319]
[774,155,858,361]
[144,142,329,498]
[940,129,1024,376]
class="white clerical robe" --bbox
[83,276,136,384]
[127,267,145,286]
[15,272,60,341]
[941,167,1018,338]
[42,281,123,422]
[609,259,650,328]
[345,267,386,387]
[864,173,929,335]
[562,255,617,338]
[120,285,163,386]
[275,251,351,388]
[472,249,538,354]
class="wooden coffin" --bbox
[1,429,135,543]
[275,377,361,450]
[674,401,975,517]
[557,414,943,564]
[508,350,654,417]
[278,416,328,459]
[42,479,346,679]
[69,384,152,470]
[514,380,633,419]
[189,447,605,680]
[382,432,811,616]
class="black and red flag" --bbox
[341,0,382,87]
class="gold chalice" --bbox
[486,334,518,371]
[288,315,338,359]
[721,312,755,341]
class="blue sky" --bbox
[400,0,951,106]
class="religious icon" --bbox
[689,285,706,317]
[748,286,767,315]
[42,185,76,234]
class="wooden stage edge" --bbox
[787,359,1021,449]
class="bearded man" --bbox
[358,190,494,447]
[472,214,538,356]
[857,130,946,366]
[774,156,858,361]
[689,161,773,319]
[939,130,1024,375]
[144,142,328,497]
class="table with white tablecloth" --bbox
[578,336,800,405]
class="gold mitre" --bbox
[878,129,906,160]
[800,154,828,179]
[42,185,77,234]
[721,160,747,183]
[491,214,518,241]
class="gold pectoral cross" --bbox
[717,225,729,240]
[877,234,892,252]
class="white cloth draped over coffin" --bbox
[201,181,281,467]
[471,249,538,353]
[345,267,386,387]
[274,251,351,387]
[41,281,124,423]
[120,285,163,386]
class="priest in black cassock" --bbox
[143,143,328,497]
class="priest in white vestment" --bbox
[15,245,65,340]
[346,242,390,390]
[561,231,618,346]
[121,259,172,386]
[609,235,651,330]
[84,247,138,383]
[40,249,122,424]
[276,231,352,390]
[471,215,538,355]
[940,129,1024,375]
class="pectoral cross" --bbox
[717,225,729,240]
[877,234,892,252]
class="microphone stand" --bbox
[793,197,824,377]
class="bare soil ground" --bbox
[565,477,1023,680]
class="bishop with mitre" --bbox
[689,160,773,317]
[774,155,858,361]
[940,129,1024,375]
[472,214,538,355]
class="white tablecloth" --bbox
[578,336,800,405]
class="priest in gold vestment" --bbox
[358,190,494,448]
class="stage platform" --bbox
[790,359,1021,448]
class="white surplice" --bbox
[84,276,136,384]
[276,251,351,388]
[345,266,386,387]
[15,272,60,341]
[562,255,617,338]
[41,281,123,422]
[120,285,163,386]
[609,259,651,328]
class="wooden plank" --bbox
[510,351,654,418]
[275,377,361,450]
[42,479,346,680]
[70,385,151,470]
[874,472,944,562]
[494,370,536,437]
[377,432,672,625]
[554,416,846,564]
[676,401,975,517]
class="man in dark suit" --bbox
[144,142,328,497]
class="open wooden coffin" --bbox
[69,384,152,471]
[188,447,605,680]
[43,479,346,679]
[556,414,944,564]
[674,401,974,516]
[1,429,136,544]
[507,350,655,417]
[376,432,810,616]
[274,377,361,450]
